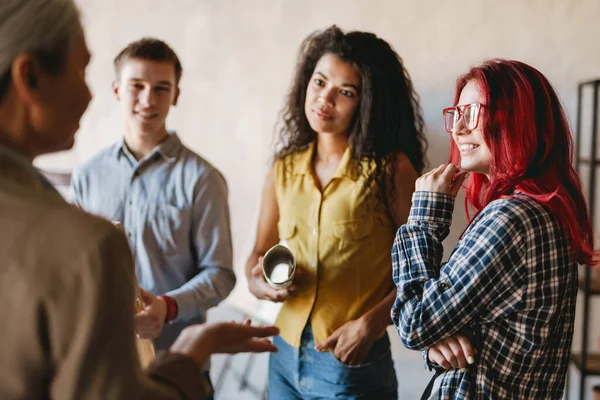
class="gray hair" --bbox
[0,0,81,96]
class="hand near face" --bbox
[415,164,468,198]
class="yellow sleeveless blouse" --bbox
[274,143,398,347]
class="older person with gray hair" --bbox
[0,1,278,399]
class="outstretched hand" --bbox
[171,321,279,367]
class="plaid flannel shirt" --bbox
[391,191,577,399]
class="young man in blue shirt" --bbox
[71,38,235,351]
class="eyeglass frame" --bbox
[442,103,486,133]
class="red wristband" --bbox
[159,294,178,323]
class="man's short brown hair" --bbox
[114,37,182,84]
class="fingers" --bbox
[446,337,468,369]
[420,164,445,180]
[238,324,280,338]
[315,329,341,352]
[425,164,458,177]
[437,164,459,192]
[429,164,447,174]
[135,296,165,339]
[456,335,476,365]
[345,347,369,366]
[440,164,459,181]
[428,347,451,369]
[139,288,154,304]
[264,286,295,302]
[333,346,346,364]
[428,335,477,370]
[329,337,357,365]
[230,318,252,324]
[416,164,463,194]
[248,256,308,304]
[249,268,296,302]
[437,342,460,369]
[135,310,162,325]
[250,262,263,277]
[431,337,466,369]
[450,172,469,197]
[436,164,452,175]
[243,338,278,353]
[135,312,162,339]
[136,330,160,340]
[213,322,279,338]
[206,323,280,355]
[249,272,286,302]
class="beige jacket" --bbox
[0,147,209,399]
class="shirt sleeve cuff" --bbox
[408,191,455,226]
[422,348,445,373]
[422,349,432,371]
[167,290,202,323]
[147,351,212,399]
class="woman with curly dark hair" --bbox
[245,25,427,399]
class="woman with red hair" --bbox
[391,59,596,399]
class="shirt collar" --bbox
[154,131,182,162]
[292,142,359,181]
[0,145,57,192]
[115,131,182,163]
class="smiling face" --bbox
[112,57,179,143]
[453,80,492,175]
[304,53,360,137]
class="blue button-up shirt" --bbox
[70,133,235,349]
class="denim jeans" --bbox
[268,324,398,399]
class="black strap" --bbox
[420,368,444,400]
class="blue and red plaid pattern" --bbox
[391,191,577,399]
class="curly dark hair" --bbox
[275,25,427,212]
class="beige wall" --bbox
[35,0,600,395]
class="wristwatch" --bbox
[159,294,178,323]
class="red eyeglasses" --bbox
[442,103,484,133]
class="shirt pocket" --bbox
[332,217,374,252]
[277,219,296,246]
[147,203,190,255]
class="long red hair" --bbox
[449,59,596,264]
